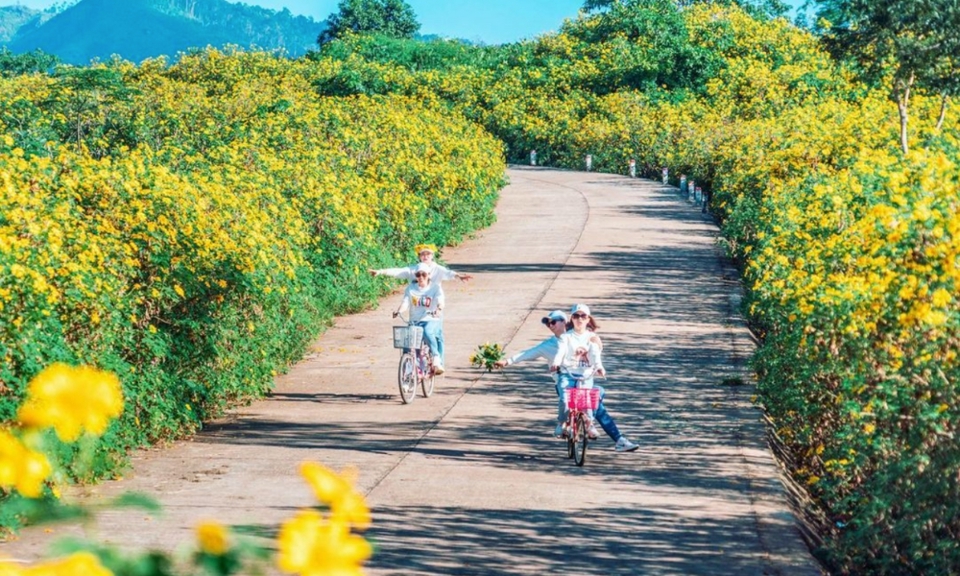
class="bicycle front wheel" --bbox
[573,412,588,466]
[398,353,417,404]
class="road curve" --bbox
[3,167,823,576]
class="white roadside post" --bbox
[688,179,695,202]
[695,186,703,205]
[662,167,669,184]
[530,149,537,166]
[629,159,636,178]
[679,174,687,196]
[585,154,592,171]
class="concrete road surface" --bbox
[1,167,824,576]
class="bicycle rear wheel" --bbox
[573,412,588,466]
[398,352,417,404]
[419,343,435,398]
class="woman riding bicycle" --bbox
[392,263,445,374]
[375,243,467,370]
[494,308,639,452]
[550,303,603,439]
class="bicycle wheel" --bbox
[573,412,588,467]
[398,353,417,404]
[419,343,435,398]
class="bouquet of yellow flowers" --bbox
[470,342,504,372]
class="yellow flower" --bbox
[17,364,124,442]
[1,552,114,575]
[300,462,370,530]
[331,489,371,532]
[0,429,52,498]
[276,510,371,576]
[196,520,230,556]
[300,462,352,505]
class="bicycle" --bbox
[560,379,600,467]
[392,312,436,404]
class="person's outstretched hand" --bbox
[391,311,399,318]
[369,269,379,277]
[493,359,507,369]
[456,273,473,282]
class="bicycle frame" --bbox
[561,377,600,467]
[394,313,436,403]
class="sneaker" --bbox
[587,422,599,440]
[432,359,444,375]
[554,423,565,438]
[615,437,639,452]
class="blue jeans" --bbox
[418,320,442,364]
[555,376,622,442]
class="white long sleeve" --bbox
[505,337,559,366]
[376,262,458,283]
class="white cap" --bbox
[541,310,568,325]
[570,303,591,316]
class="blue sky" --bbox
[2,0,807,45]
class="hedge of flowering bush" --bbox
[0,49,505,486]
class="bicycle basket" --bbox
[393,325,424,349]
[564,388,601,410]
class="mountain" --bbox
[2,0,325,65]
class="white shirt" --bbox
[552,330,602,379]
[397,282,444,323]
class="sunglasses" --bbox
[571,313,588,319]
[548,319,563,325]
[415,272,429,278]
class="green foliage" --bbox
[0,48,59,77]
[812,0,960,151]
[318,0,420,45]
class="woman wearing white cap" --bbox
[392,262,446,374]
[495,307,639,452]
[551,303,603,438]
[373,243,470,367]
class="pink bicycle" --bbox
[392,314,436,404]
[562,382,601,467]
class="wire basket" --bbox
[564,387,601,410]
[393,325,424,349]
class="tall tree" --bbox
[318,0,420,45]
[814,0,960,153]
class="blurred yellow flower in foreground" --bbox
[17,363,124,442]
[0,429,51,498]
[276,510,371,576]
[300,462,370,530]
[0,551,113,575]
[196,520,230,556]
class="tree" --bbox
[814,0,960,153]
[317,0,420,45]
[0,48,59,77]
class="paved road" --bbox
[2,167,823,575]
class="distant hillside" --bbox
[0,4,59,44]
[3,0,325,65]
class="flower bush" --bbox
[0,48,505,488]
